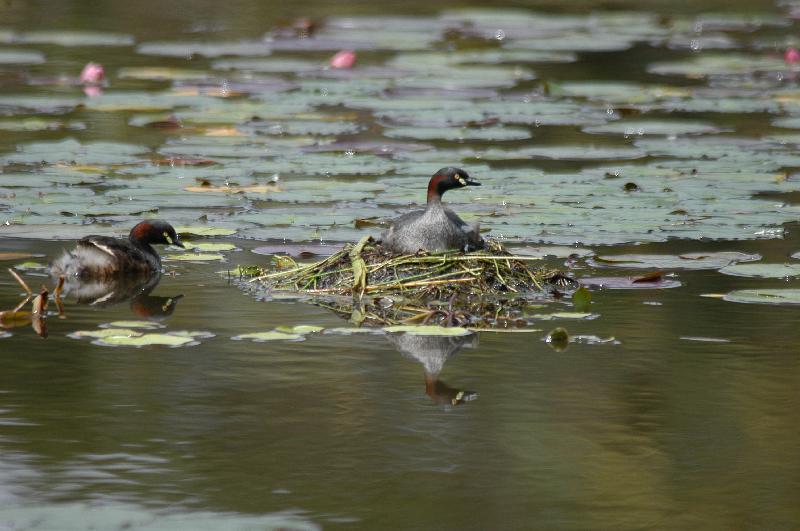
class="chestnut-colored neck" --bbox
[129,223,151,244]
[426,174,447,203]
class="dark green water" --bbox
[1,0,800,529]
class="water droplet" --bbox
[494,29,506,41]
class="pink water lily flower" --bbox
[80,62,105,84]
[785,47,800,64]
[329,50,356,69]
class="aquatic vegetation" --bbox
[246,237,577,328]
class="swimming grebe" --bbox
[380,167,483,254]
[51,220,183,279]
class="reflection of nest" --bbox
[248,237,578,327]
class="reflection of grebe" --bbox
[55,272,183,319]
[385,332,478,406]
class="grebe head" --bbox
[129,220,184,248]
[426,167,480,203]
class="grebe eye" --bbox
[455,174,466,185]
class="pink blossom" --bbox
[80,62,105,84]
[329,50,356,69]
[785,47,800,64]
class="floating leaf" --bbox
[164,253,225,262]
[0,252,39,261]
[580,276,682,289]
[175,226,237,237]
[95,333,195,347]
[274,325,324,335]
[545,327,569,351]
[572,286,592,312]
[718,263,800,278]
[117,67,211,81]
[14,30,134,46]
[0,49,45,64]
[532,312,597,320]
[178,242,237,252]
[723,289,800,305]
[513,246,594,258]
[583,120,720,136]
[591,252,761,270]
[232,331,305,341]
[679,336,731,343]
[571,335,620,345]
[102,321,163,329]
[324,327,380,335]
[69,329,142,339]
[251,243,342,258]
[384,325,472,336]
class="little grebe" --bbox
[380,167,483,254]
[51,220,183,279]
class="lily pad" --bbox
[723,289,800,305]
[648,54,789,78]
[69,329,142,339]
[137,40,272,58]
[384,325,473,336]
[95,333,195,347]
[14,30,134,46]
[0,252,39,261]
[274,325,324,335]
[175,226,237,237]
[252,243,344,258]
[178,242,238,252]
[232,331,305,341]
[591,252,761,270]
[579,276,682,289]
[513,246,594,258]
[531,312,598,320]
[102,321,163,329]
[117,67,211,81]
[0,49,45,64]
[164,253,225,262]
[383,125,531,141]
[718,263,800,278]
[13,261,47,271]
[583,120,720,136]
[324,327,379,335]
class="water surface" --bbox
[1,0,800,529]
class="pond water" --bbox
[1,0,800,529]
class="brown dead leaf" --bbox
[632,271,663,283]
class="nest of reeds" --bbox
[245,237,578,328]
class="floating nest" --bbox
[242,237,578,328]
